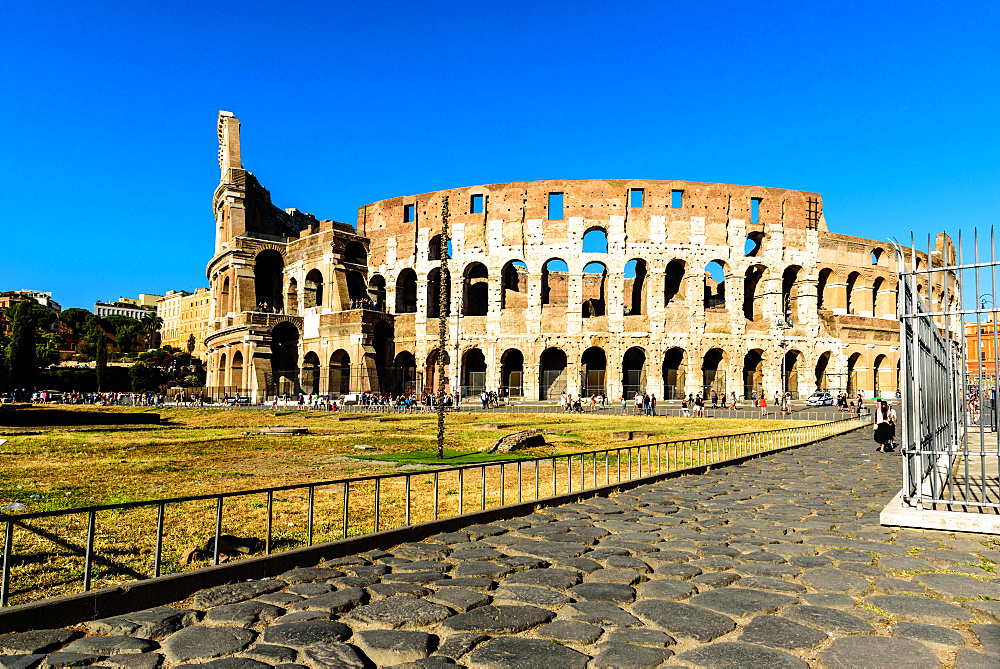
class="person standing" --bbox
[682,394,690,417]
[760,392,767,417]
[874,400,894,452]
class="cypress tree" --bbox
[7,301,37,390]
[94,328,107,392]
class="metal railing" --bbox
[0,414,866,607]
[896,229,1000,512]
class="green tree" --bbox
[93,327,107,391]
[6,301,38,389]
[128,362,160,391]
[36,330,62,368]
[0,330,9,391]
[140,312,163,349]
[114,320,142,354]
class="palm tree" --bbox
[140,312,163,349]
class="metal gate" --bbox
[896,230,998,514]
[541,370,566,400]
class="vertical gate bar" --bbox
[535,459,540,500]
[84,510,96,591]
[307,485,315,546]
[957,232,970,504]
[405,475,411,526]
[213,497,222,566]
[617,450,621,481]
[605,451,610,484]
[593,452,597,487]
[1,520,12,606]
[374,478,381,533]
[266,490,274,553]
[154,503,165,578]
[342,483,349,539]
[975,229,987,502]
[481,466,486,510]
[567,457,572,493]
[657,443,661,472]
[993,226,999,492]
[500,464,505,506]
[433,472,439,521]
[459,468,464,515]
[581,454,585,490]
[518,461,523,503]
[552,458,557,496]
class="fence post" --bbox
[307,485,315,546]
[433,472,439,521]
[154,503,165,577]
[212,498,222,566]
[342,482,349,539]
[2,520,13,606]
[374,478,381,533]
[405,475,411,526]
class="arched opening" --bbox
[873,353,887,397]
[462,348,487,396]
[501,260,528,310]
[847,352,862,397]
[624,259,647,316]
[329,350,351,397]
[782,265,803,325]
[846,272,862,315]
[218,352,227,386]
[815,351,831,391]
[622,347,647,397]
[304,269,324,309]
[662,347,686,400]
[782,349,802,397]
[254,249,284,312]
[704,261,726,310]
[542,259,569,306]
[302,351,321,395]
[872,248,884,266]
[428,234,452,261]
[373,321,394,394]
[392,351,417,396]
[664,260,686,307]
[425,348,451,395]
[500,349,524,398]
[582,227,609,254]
[219,277,230,317]
[344,241,367,265]
[539,347,567,400]
[368,274,386,311]
[462,263,489,316]
[743,349,764,399]
[817,268,834,310]
[228,351,243,392]
[395,269,417,313]
[743,265,768,321]
[873,277,892,318]
[702,348,725,396]
[427,267,451,318]
[582,262,607,318]
[744,232,764,257]
[581,347,607,397]
[346,271,368,305]
[269,321,300,396]
[286,278,298,315]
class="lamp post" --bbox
[777,294,793,398]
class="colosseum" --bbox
[205,111,952,403]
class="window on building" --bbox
[630,188,644,208]
[404,204,415,223]
[548,192,563,220]
[751,198,761,225]
[671,190,683,209]
[470,194,484,214]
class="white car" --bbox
[806,391,835,406]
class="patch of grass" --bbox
[352,450,529,465]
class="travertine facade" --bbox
[205,112,954,402]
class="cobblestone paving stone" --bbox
[4,430,1000,667]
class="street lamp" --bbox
[777,295,794,397]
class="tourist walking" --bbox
[760,393,767,417]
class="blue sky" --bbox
[2,1,998,309]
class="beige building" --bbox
[157,288,210,359]
[204,111,956,402]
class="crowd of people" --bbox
[348,298,385,311]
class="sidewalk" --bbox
[2,430,998,666]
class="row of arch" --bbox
[391,259,904,322]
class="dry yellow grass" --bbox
[1,406,817,605]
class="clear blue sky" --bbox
[2,1,998,310]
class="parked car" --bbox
[805,391,835,406]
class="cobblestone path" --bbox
[3,430,1000,667]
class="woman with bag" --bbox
[874,400,894,452]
